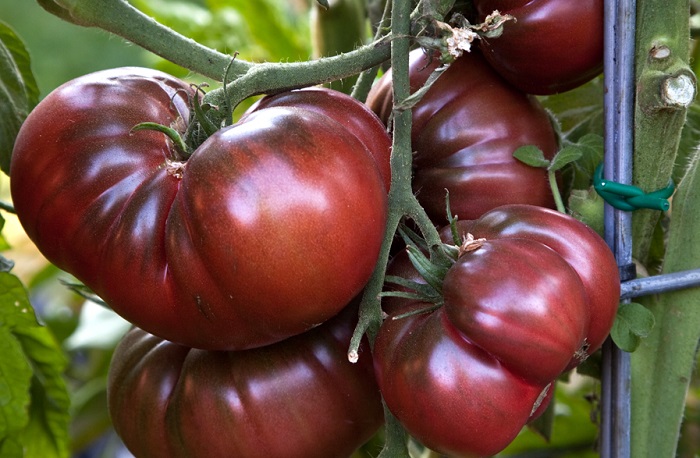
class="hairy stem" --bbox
[630,146,700,458]
[630,0,698,457]
[349,0,454,363]
[202,38,392,116]
[631,0,695,263]
[45,0,394,103]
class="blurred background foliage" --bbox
[0,1,699,457]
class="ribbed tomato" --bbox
[108,303,384,458]
[10,68,390,350]
[374,204,620,456]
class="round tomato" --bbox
[473,0,604,95]
[374,204,620,456]
[10,68,390,350]
[366,49,558,224]
[108,303,384,458]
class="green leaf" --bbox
[549,145,584,173]
[0,273,40,329]
[0,326,32,441]
[0,437,23,458]
[0,21,39,176]
[513,145,551,168]
[0,273,70,458]
[611,302,656,352]
[14,326,70,458]
[561,133,605,191]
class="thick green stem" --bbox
[203,38,392,115]
[630,1,699,457]
[631,0,695,264]
[349,0,414,359]
[348,0,448,359]
[630,149,700,458]
[44,0,393,103]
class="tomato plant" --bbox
[108,303,384,458]
[374,204,620,456]
[9,67,390,351]
[366,49,558,224]
[2,0,698,457]
[472,0,604,95]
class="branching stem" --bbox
[348,0,445,364]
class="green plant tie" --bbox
[593,164,674,211]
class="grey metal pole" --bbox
[620,268,700,300]
[601,0,636,457]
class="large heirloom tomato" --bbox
[108,304,384,458]
[366,50,558,224]
[374,204,620,457]
[473,0,604,95]
[10,68,390,350]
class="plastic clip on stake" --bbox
[594,164,674,212]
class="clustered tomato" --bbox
[472,0,604,95]
[10,68,390,351]
[108,303,384,458]
[12,2,612,455]
[366,49,559,224]
[374,205,620,457]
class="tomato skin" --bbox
[375,204,620,456]
[245,87,392,191]
[108,304,384,458]
[454,204,621,362]
[366,50,557,224]
[473,0,604,95]
[10,68,389,350]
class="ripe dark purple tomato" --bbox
[367,50,558,224]
[11,68,390,350]
[108,304,384,458]
[374,204,620,456]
